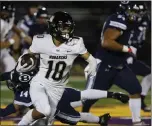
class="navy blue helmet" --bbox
[118,1,147,22]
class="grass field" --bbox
[1,75,151,107]
[0,75,151,125]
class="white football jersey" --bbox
[0,18,14,42]
[29,34,87,87]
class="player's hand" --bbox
[126,57,134,64]
[12,33,21,50]
[84,62,97,77]
[128,46,137,56]
[84,58,101,80]
[84,64,96,77]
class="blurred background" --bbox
[12,1,151,76]
[0,1,151,125]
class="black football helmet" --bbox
[48,11,75,42]
[118,1,142,22]
[0,2,15,19]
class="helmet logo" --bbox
[50,15,54,22]
[19,74,31,82]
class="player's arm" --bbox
[102,28,123,51]
[102,28,136,54]
[0,41,14,49]
[78,38,97,76]
[0,33,20,49]
[0,72,11,81]
[12,25,32,44]
[102,17,136,54]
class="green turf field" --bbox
[0,76,151,107]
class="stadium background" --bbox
[1,1,151,125]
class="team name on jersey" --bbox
[50,55,67,59]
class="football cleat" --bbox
[113,92,129,104]
[141,106,151,112]
[133,121,150,126]
[99,113,111,126]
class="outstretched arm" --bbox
[0,72,11,81]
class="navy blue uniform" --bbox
[17,15,35,50]
[0,70,81,124]
[56,88,81,125]
[127,16,151,76]
[82,13,142,112]
[29,23,49,38]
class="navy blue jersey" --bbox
[29,23,49,38]
[17,15,36,49]
[17,15,35,35]
[96,13,133,67]
[128,16,149,49]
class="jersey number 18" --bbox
[45,60,66,81]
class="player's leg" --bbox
[141,74,151,111]
[56,90,111,125]
[0,87,32,117]
[0,103,19,117]
[82,62,115,112]
[70,89,129,108]
[128,60,151,112]
[114,66,146,125]
[128,60,151,76]
[18,81,52,125]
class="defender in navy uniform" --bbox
[0,54,130,126]
[29,7,49,38]
[82,2,149,126]
[126,2,151,112]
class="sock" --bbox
[70,101,83,108]
[81,89,107,100]
[80,112,99,123]
[18,109,34,125]
[141,74,151,96]
[141,95,146,107]
[129,98,141,123]
[0,103,16,117]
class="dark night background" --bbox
[10,1,152,66]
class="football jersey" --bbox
[29,34,87,86]
[128,16,149,48]
[0,18,14,55]
[96,13,132,67]
[0,16,14,42]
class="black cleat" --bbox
[99,113,111,126]
[141,106,151,112]
[113,92,129,104]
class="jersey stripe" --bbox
[109,21,127,30]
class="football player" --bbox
[0,54,129,126]
[0,2,32,72]
[29,6,49,38]
[17,4,38,54]
[82,1,150,126]
[126,2,151,112]
[15,11,98,125]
